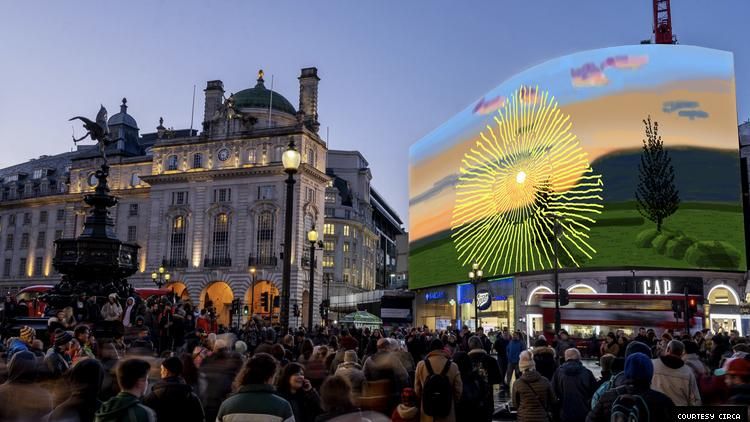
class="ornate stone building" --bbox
[0,68,333,328]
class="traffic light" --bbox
[243,305,249,315]
[686,298,698,319]
[558,288,569,307]
[260,292,269,311]
[293,303,300,317]
[272,295,280,309]
[672,300,683,320]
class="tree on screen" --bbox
[635,116,680,232]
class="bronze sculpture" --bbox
[70,105,114,162]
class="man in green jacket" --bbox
[95,358,156,422]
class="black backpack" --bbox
[462,358,490,408]
[422,357,453,417]
[610,393,649,422]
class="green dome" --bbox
[233,76,296,115]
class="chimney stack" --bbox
[298,68,320,133]
[203,80,224,132]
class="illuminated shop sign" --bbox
[424,291,446,302]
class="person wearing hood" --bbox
[512,350,555,422]
[722,357,750,406]
[46,330,74,377]
[142,356,205,422]
[586,352,675,422]
[551,348,596,422]
[6,325,35,361]
[335,349,366,400]
[0,350,53,421]
[392,387,419,422]
[122,297,137,328]
[651,339,701,406]
[532,338,558,381]
[49,359,105,422]
[95,358,155,422]
[467,335,502,420]
[101,294,123,322]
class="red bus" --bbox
[15,285,170,317]
[535,292,704,339]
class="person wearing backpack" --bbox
[586,352,674,422]
[414,338,462,422]
[467,336,502,420]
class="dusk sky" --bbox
[1,1,748,228]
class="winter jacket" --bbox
[392,404,420,422]
[467,348,503,419]
[683,353,709,381]
[555,338,576,360]
[100,302,123,322]
[0,351,53,422]
[586,383,674,422]
[5,338,31,361]
[551,360,597,422]
[363,350,409,413]
[532,346,558,381]
[94,392,156,422]
[414,350,463,422]
[512,370,555,422]
[45,347,71,377]
[215,384,294,422]
[603,342,619,356]
[278,388,323,422]
[142,376,205,422]
[651,355,701,406]
[506,339,526,364]
[200,350,243,422]
[335,361,366,396]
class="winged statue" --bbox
[70,105,114,162]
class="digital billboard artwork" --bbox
[409,45,744,289]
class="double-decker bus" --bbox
[532,292,704,341]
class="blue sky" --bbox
[1,1,748,227]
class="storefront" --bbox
[707,284,743,335]
[456,277,515,332]
[414,286,457,330]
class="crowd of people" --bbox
[1,292,750,422]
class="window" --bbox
[23,213,31,225]
[324,241,334,251]
[213,188,231,203]
[129,204,139,216]
[130,173,140,186]
[3,259,10,277]
[172,191,189,205]
[169,217,186,262]
[258,186,275,200]
[343,274,350,284]
[37,232,45,248]
[8,214,16,226]
[343,242,350,253]
[256,211,275,263]
[353,229,357,239]
[306,187,316,202]
[343,225,350,237]
[325,191,337,203]
[56,208,65,221]
[192,153,203,169]
[344,258,351,269]
[273,146,284,162]
[20,233,29,249]
[211,213,230,262]
[324,224,335,235]
[54,230,63,240]
[33,169,44,179]
[325,207,334,217]
[5,234,13,250]
[34,257,43,276]
[248,149,257,164]
[166,155,179,171]
[18,258,26,277]
[344,210,351,219]
[307,148,316,167]
[322,256,334,268]
[39,210,48,224]
[127,226,137,242]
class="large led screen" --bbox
[409,45,744,289]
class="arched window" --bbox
[248,149,257,164]
[170,216,187,265]
[211,213,230,265]
[166,155,179,171]
[192,153,203,169]
[256,211,275,265]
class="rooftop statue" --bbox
[70,105,114,163]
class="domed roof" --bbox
[233,71,296,115]
[108,98,139,129]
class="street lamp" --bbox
[280,139,301,332]
[307,226,324,331]
[151,266,171,289]
[249,266,256,318]
[468,261,483,332]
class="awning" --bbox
[341,310,383,327]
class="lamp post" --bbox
[468,262,483,332]
[151,265,171,289]
[280,139,301,332]
[307,226,324,331]
[249,266,256,317]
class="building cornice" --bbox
[140,163,329,185]
[151,124,326,149]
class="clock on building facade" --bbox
[217,148,230,162]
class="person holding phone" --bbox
[277,362,323,422]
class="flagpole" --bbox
[189,84,196,134]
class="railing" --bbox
[162,257,189,268]
[248,255,277,267]
[204,256,232,267]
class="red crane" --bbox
[653,0,676,44]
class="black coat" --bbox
[142,376,205,422]
[533,346,558,381]
[278,388,323,422]
[586,383,674,422]
[551,360,597,422]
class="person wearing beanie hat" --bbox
[586,353,675,422]
[6,325,35,360]
[45,330,73,377]
[392,387,419,422]
[624,340,652,358]
[512,350,555,422]
[142,356,205,422]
